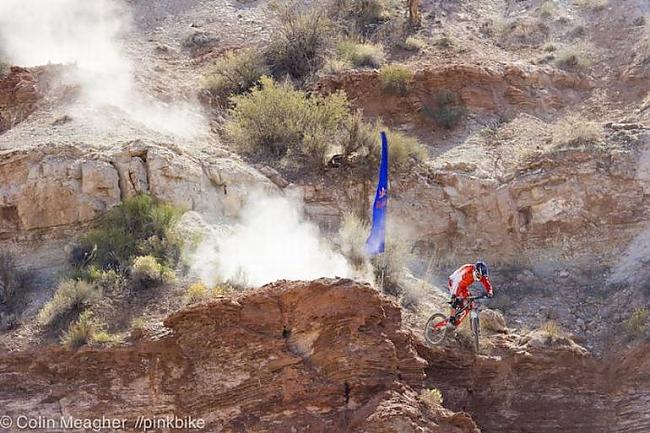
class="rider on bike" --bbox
[447,261,493,328]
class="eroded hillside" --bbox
[1,279,648,433]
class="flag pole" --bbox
[366,131,389,292]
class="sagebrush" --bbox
[267,3,333,80]
[202,49,268,104]
[227,76,349,165]
[379,65,411,95]
[72,194,183,274]
[131,255,175,289]
[336,40,385,68]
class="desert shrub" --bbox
[38,279,101,327]
[551,115,603,149]
[202,49,268,103]
[227,76,349,166]
[0,252,21,306]
[421,388,444,406]
[540,320,566,339]
[497,17,549,48]
[336,40,385,68]
[184,281,210,304]
[421,89,466,129]
[539,1,558,18]
[624,307,648,339]
[212,283,233,297]
[433,36,453,48]
[342,114,426,173]
[553,44,592,70]
[60,310,100,349]
[379,65,412,95]
[338,212,370,270]
[321,58,352,74]
[326,0,388,36]
[93,330,124,347]
[402,36,426,51]
[73,194,183,274]
[574,0,608,10]
[131,255,175,289]
[266,3,333,80]
[130,317,146,339]
[372,237,412,297]
[84,267,127,295]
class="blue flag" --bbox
[366,131,389,255]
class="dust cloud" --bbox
[187,191,356,288]
[0,0,206,138]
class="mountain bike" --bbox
[423,294,488,353]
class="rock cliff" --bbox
[0,279,479,433]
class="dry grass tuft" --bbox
[551,115,603,149]
[421,388,444,406]
[38,279,101,327]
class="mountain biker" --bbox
[447,261,493,328]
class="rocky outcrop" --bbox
[301,145,650,271]
[317,64,592,126]
[0,279,479,433]
[419,335,650,433]
[0,141,274,240]
[0,67,41,134]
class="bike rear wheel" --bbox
[424,313,448,346]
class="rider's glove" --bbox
[487,292,494,298]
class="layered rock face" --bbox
[0,279,479,433]
[0,141,273,239]
[301,145,649,270]
[419,338,650,433]
[317,64,592,125]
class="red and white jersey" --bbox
[448,264,493,298]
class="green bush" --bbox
[72,194,183,274]
[625,307,648,339]
[37,279,101,327]
[227,76,349,166]
[202,49,268,103]
[421,89,466,129]
[266,4,333,80]
[336,40,385,68]
[379,65,412,95]
[131,255,175,289]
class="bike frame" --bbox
[432,296,483,329]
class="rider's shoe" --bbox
[445,321,456,330]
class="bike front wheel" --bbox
[471,315,480,353]
[424,313,448,346]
